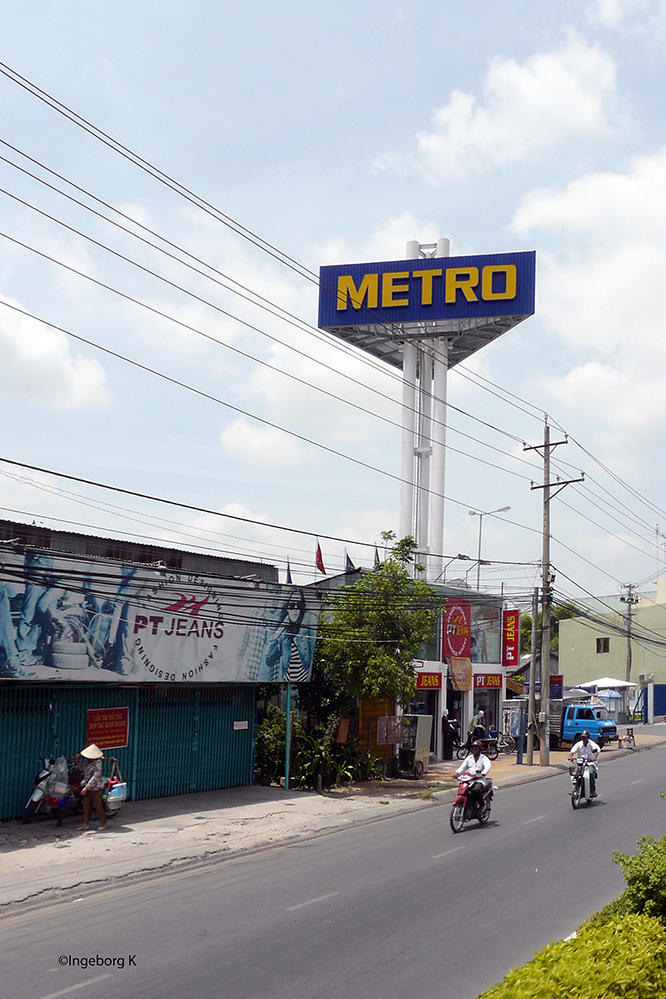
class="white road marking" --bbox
[38,976,111,999]
[523,814,547,824]
[433,846,465,859]
[632,779,645,784]
[286,892,340,911]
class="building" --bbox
[558,581,666,688]
[0,519,321,821]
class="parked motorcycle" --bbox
[22,757,70,824]
[455,734,499,761]
[570,757,597,808]
[450,771,494,832]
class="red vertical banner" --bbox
[502,609,520,669]
[442,600,471,659]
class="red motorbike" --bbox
[449,771,494,833]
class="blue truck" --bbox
[549,700,618,749]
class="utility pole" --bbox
[524,416,584,766]
[526,586,539,766]
[620,583,639,719]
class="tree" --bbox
[520,601,580,656]
[314,533,445,707]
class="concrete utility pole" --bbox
[524,416,584,766]
[620,583,639,718]
[526,586,539,766]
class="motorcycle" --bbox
[455,734,499,761]
[450,771,494,832]
[570,757,597,808]
[22,757,70,824]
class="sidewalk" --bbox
[2,731,664,909]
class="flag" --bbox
[286,559,293,584]
[315,541,326,574]
[374,546,381,568]
[345,550,356,573]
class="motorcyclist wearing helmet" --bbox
[456,739,492,800]
[568,730,600,796]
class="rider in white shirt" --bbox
[568,730,600,796]
[456,740,492,798]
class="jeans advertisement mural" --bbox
[0,546,320,683]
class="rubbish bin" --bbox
[442,729,455,760]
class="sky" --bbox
[1,0,666,607]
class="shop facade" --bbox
[414,592,519,759]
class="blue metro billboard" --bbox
[318,250,536,329]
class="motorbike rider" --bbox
[568,730,600,797]
[456,739,492,801]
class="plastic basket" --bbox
[105,782,127,811]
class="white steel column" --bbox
[430,336,448,582]
[399,343,417,542]
[416,346,433,566]
[399,240,422,544]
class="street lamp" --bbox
[435,553,471,583]
[468,506,511,590]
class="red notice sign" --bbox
[86,707,129,750]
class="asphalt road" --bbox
[4,746,666,999]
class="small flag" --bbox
[315,541,326,574]
[286,559,293,584]
[374,546,381,568]
[345,550,356,573]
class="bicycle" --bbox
[496,732,516,754]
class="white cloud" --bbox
[220,416,307,468]
[590,0,666,30]
[0,296,110,410]
[375,33,618,183]
[511,148,666,450]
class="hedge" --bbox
[475,913,666,999]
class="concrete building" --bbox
[559,581,666,688]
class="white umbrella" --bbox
[596,689,623,700]
[578,676,637,689]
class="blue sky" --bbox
[2,1,666,604]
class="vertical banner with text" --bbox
[502,609,520,670]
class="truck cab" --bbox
[561,703,617,748]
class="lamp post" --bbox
[468,506,511,590]
[435,553,471,583]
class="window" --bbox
[596,637,610,654]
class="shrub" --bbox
[476,913,666,999]
[254,705,304,785]
[583,890,634,928]
[613,833,666,920]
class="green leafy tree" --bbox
[520,601,580,656]
[314,532,445,706]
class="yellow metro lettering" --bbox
[336,274,379,311]
[412,268,442,305]
[336,263,519,311]
[381,272,409,308]
[481,265,517,301]
[445,268,479,303]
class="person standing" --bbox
[79,744,108,830]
